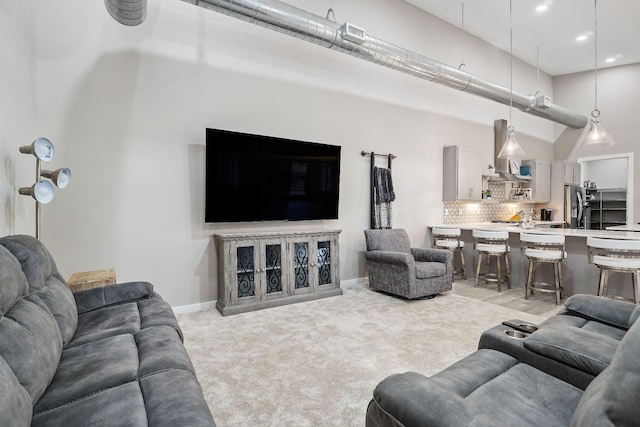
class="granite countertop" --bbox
[429,223,640,240]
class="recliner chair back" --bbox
[364,229,411,254]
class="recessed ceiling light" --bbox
[576,35,588,41]
[605,57,616,63]
[536,5,548,12]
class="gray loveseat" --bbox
[0,235,215,426]
[479,294,640,389]
[367,294,640,426]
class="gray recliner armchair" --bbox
[364,229,452,299]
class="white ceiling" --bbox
[404,0,640,76]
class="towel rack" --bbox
[361,151,396,228]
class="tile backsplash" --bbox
[442,182,538,224]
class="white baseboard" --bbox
[172,277,370,314]
[172,300,217,315]
[340,277,369,288]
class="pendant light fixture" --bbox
[497,0,525,159]
[577,0,616,150]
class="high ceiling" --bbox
[404,0,640,76]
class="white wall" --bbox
[553,63,640,223]
[581,158,629,190]
[0,0,37,237]
[6,0,567,306]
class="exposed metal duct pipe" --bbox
[160,0,590,128]
[105,0,147,26]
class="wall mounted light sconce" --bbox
[18,137,71,239]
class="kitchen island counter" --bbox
[429,223,640,240]
[427,223,639,301]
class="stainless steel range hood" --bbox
[492,119,532,182]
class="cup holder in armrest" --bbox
[503,330,528,340]
[502,320,538,334]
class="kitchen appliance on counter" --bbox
[541,208,552,221]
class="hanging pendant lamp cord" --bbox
[459,3,465,69]
[509,0,513,126]
[536,46,540,82]
[593,0,599,114]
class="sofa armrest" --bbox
[564,294,636,329]
[367,372,497,427]
[411,247,450,264]
[524,325,619,376]
[365,250,414,266]
[74,281,154,314]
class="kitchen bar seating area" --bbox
[428,225,640,303]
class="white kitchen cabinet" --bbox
[554,160,582,186]
[443,145,483,201]
[215,230,342,315]
[522,159,551,202]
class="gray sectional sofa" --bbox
[0,235,215,426]
[367,294,640,426]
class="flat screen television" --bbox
[205,128,341,223]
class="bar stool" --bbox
[472,230,511,292]
[587,237,640,304]
[432,227,466,281]
[520,233,566,305]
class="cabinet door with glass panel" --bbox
[289,234,340,294]
[310,234,340,291]
[230,238,286,307]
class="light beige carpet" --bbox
[176,286,548,426]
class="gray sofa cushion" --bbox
[0,246,28,314]
[0,356,32,427]
[0,235,78,346]
[564,294,635,330]
[73,281,154,314]
[414,261,446,279]
[0,294,64,403]
[32,325,214,427]
[524,326,618,376]
[0,245,64,404]
[67,293,183,349]
[630,305,640,326]
[571,317,640,426]
[541,310,627,341]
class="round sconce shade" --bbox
[19,138,55,162]
[19,181,55,204]
[42,168,72,189]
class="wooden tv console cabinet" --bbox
[214,230,342,316]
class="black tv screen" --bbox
[205,128,341,223]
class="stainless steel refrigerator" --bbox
[564,185,585,228]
